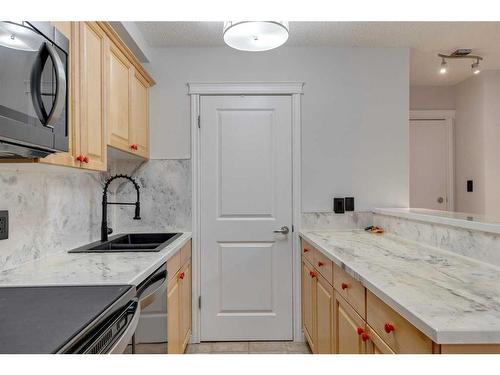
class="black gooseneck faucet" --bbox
[101,174,141,242]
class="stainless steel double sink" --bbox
[68,233,182,253]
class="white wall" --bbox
[148,46,410,212]
[410,85,455,110]
[454,75,488,214]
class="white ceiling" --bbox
[136,21,500,86]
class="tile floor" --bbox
[126,341,312,354]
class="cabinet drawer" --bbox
[366,291,432,354]
[333,263,366,317]
[301,239,316,263]
[180,240,192,266]
[366,326,395,354]
[314,250,333,285]
[167,251,181,281]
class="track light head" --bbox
[471,59,481,75]
[440,58,448,74]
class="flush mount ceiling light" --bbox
[0,21,41,51]
[437,49,484,76]
[223,21,289,52]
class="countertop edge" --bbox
[299,230,500,345]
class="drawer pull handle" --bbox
[309,271,317,278]
[178,272,185,280]
[76,155,84,162]
[357,327,364,335]
[341,282,348,290]
[303,249,309,253]
[83,156,89,163]
[317,261,324,267]
[384,323,395,333]
[361,332,370,342]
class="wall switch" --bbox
[467,180,473,192]
[0,211,8,240]
[333,198,345,214]
[345,197,355,211]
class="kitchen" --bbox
[2,1,500,372]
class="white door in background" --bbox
[200,95,293,341]
[410,119,452,210]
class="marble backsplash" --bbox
[0,167,108,271]
[373,213,500,267]
[301,211,373,230]
[112,159,191,233]
[0,159,192,272]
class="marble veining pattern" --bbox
[0,168,110,271]
[113,159,191,233]
[374,213,500,267]
[0,232,191,286]
[301,211,372,230]
[300,229,500,344]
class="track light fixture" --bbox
[437,49,483,76]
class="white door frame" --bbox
[188,82,304,343]
[409,110,455,211]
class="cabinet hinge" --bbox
[198,296,201,309]
[197,115,201,129]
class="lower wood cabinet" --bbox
[301,238,500,355]
[167,241,192,354]
[333,291,366,354]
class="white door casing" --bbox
[409,116,454,211]
[199,95,293,340]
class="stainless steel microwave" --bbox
[0,21,69,158]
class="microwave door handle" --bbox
[29,42,66,129]
[44,43,66,127]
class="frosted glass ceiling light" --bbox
[223,21,289,52]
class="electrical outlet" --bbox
[0,210,8,240]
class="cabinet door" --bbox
[302,259,316,352]
[316,273,334,354]
[167,276,181,354]
[130,70,150,158]
[107,41,132,152]
[42,22,78,168]
[333,292,366,354]
[79,22,107,171]
[366,326,395,354]
[180,259,192,352]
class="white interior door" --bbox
[200,95,293,341]
[410,119,452,210]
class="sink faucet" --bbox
[101,174,141,242]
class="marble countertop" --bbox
[300,229,500,344]
[0,232,192,287]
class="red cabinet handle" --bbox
[357,327,365,335]
[384,323,395,333]
[341,282,348,290]
[303,249,309,253]
[178,272,185,280]
[309,271,317,278]
[317,261,324,267]
[361,332,370,342]
[83,156,89,163]
[76,155,84,162]
[130,144,138,150]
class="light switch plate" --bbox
[0,210,8,240]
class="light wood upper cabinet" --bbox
[78,22,107,171]
[130,70,150,158]
[107,43,132,152]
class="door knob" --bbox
[274,226,290,235]
[437,197,444,204]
